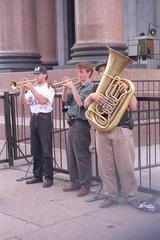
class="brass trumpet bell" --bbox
[11,79,35,90]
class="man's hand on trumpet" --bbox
[18,78,29,92]
[63,77,75,90]
[22,78,36,90]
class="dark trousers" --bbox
[30,113,53,179]
[67,120,92,189]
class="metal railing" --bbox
[0,92,69,173]
[134,80,160,97]
[0,89,160,195]
[134,96,160,195]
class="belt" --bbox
[70,117,88,122]
[32,112,51,116]
[118,125,132,130]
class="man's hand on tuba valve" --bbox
[118,81,128,93]
[90,92,105,103]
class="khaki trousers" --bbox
[96,127,137,202]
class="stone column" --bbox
[0,0,40,71]
[69,0,126,64]
[36,0,57,68]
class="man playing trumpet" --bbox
[62,61,94,197]
[19,65,55,188]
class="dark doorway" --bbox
[67,0,75,59]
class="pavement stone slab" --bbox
[0,212,40,240]
[0,166,160,240]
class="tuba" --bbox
[85,47,135,132]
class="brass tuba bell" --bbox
[85,47,135,132]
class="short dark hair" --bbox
[76,61,94,77]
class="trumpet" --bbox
[48,77,79,89]
[11,79,36,90]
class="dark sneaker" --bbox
[127,199,140,209]
[63,184,80,192]
[43,179,53,188]
[99,198,119,208]
[77,186,89,197]
[26,177,43,184]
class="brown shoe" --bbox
[63,184,80,192]
[77,186,89,197]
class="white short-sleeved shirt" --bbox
[25,82,55,114]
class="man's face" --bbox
[34,73,46,83]
[77,68,91,83]
[98,65,106,78]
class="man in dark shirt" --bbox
[62,61,94,197]
[84,61,140,208]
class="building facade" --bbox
[0,0,160,72]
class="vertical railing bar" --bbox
[3,92,13,166]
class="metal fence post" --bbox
[4,92,13,166]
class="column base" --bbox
[0,52,42,72]
[42,60,58,70]
[68,43,128,65]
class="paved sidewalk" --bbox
[0,164,160,240]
